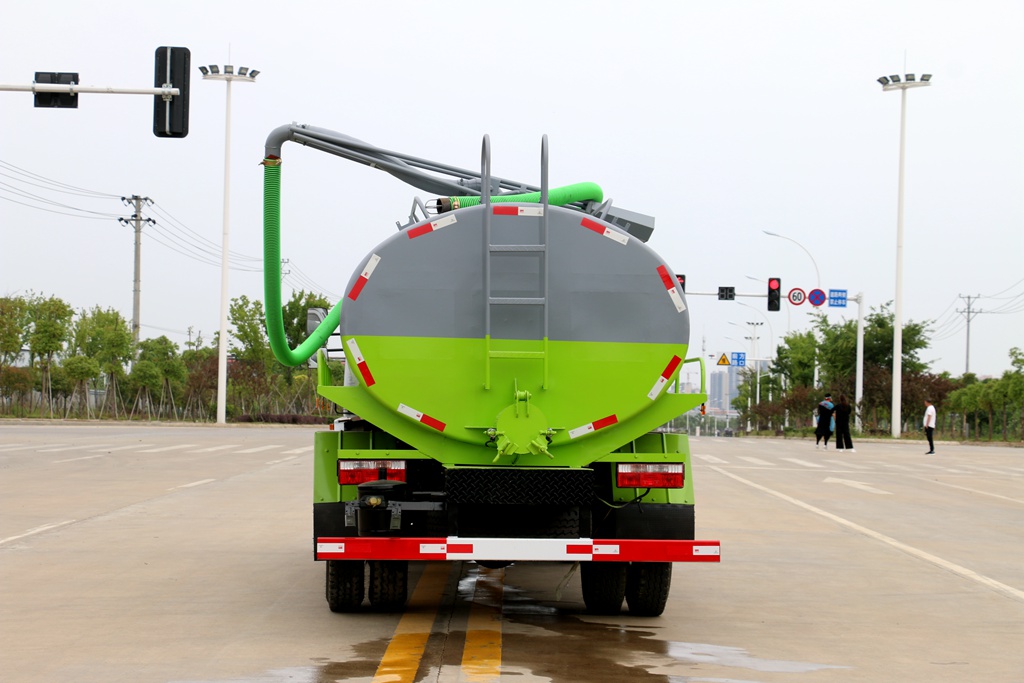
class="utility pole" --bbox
[957,294,983,374]
[118,196,154,342]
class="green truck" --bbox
[260,125,719,616]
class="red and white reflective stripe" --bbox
[407,213,457,239]
[656,265,686,312]
[316,536,721,562]
[347,254,381,301]
[493,205,544,217]
[345,338,375,387]
[647,355,683,400]
[568,414,618,439]
[397,403,446,432]
[580,217,628,245]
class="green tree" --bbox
[73,306,134,418]
[0,295,29,375]
[229,295,277,415]
[62,354,101,418]
[27,294,75,413]
[138,336,186,417]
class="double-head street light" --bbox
[878,72,932,438]
[200,63,259,425]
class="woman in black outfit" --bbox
[834,394,855,452]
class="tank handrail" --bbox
[682,356,707,395]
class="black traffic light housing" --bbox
[153,46,190,138]
[767,277,782,311]
[675,274,686,292]
[34,72,79,108]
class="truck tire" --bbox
[580,562,627,615]
[326,560,365,613]
[625,562,672,616]
[369,560,408,610]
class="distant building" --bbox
[708,366,741,412]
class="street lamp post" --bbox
[199,64,260,425]
[763,230,822,387]
[878,72,931,438]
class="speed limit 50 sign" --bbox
[788,288,806,306]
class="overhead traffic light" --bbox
[34,72,79,108]
[675,274,685,292]
[153,46,190,138]
[767,277,782,311]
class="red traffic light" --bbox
[768,278,780,290]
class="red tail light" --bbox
[338,460,407,485]
[616,463,685,488]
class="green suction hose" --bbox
[263,158,342,367]
[439,181,603,211]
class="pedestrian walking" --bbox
[923,399,936,454]
[834,394,855,452]
[815,394,835,449]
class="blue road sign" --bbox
[731,352,746,367]
[828,289,848,307]
[808,288,827,307]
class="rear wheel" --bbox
[368,560,409,610]
[625,562,672,616]
[326,560,365,613]
[580,562,627,615]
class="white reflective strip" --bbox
[667,287,686,312]
[317,542,345,554]
[346,338,366,363]
[517,206,544,216]
[647,376,668,400]
[446,537,580,562]
[592,544,620,555]
[568,423,595,439]
[361,253,381,278]
[603,228,629,245]
[433,214,457,230]
[419,543,447,554]
[693,545,720,556]
[397,403,423,420]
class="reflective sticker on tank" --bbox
[347,253,381,300]
[568,414,619,439]
[407,213,457,239]
[493,205,544,217]
[345,338,375,387]
[580,217,629,245]
[647,355,683,400]
[657,265,687,312]
[397,403,446,431]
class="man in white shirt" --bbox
[923,399,936,454]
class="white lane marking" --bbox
[282,446,313,455]
[870,461,912,471]
[88,444,155,453]
[955,464,1012,475]
[917,463,967,474]
[0,443,28,451]
[233,445,282,454]
[693,454,727,464]
[739,456,773,466]
[168,479,215,490]
[266,455,298,465]
[712,466,1024,604]
[188,444,240,453]
[0,520,76,546]
[824,477,892,495]
[36,444,112,453]
[781,458,825,468]
[912,477,1024,505]
[825,459,872,470]
[137,444,197,453]
[0,443,64,452]
[54,453,110,464]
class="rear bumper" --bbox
[315,536,720,563]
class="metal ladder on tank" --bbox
[482,135,551,391]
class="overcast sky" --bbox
[2,0,1022,380]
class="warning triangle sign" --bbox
[717,353,730,366]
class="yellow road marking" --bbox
[460,567,504,682]
[372,562,451,683]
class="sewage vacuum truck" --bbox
[260,124,720,616]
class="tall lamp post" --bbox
[878,72,931,438]
[199,63,260,425]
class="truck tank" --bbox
[261,125,719,616]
